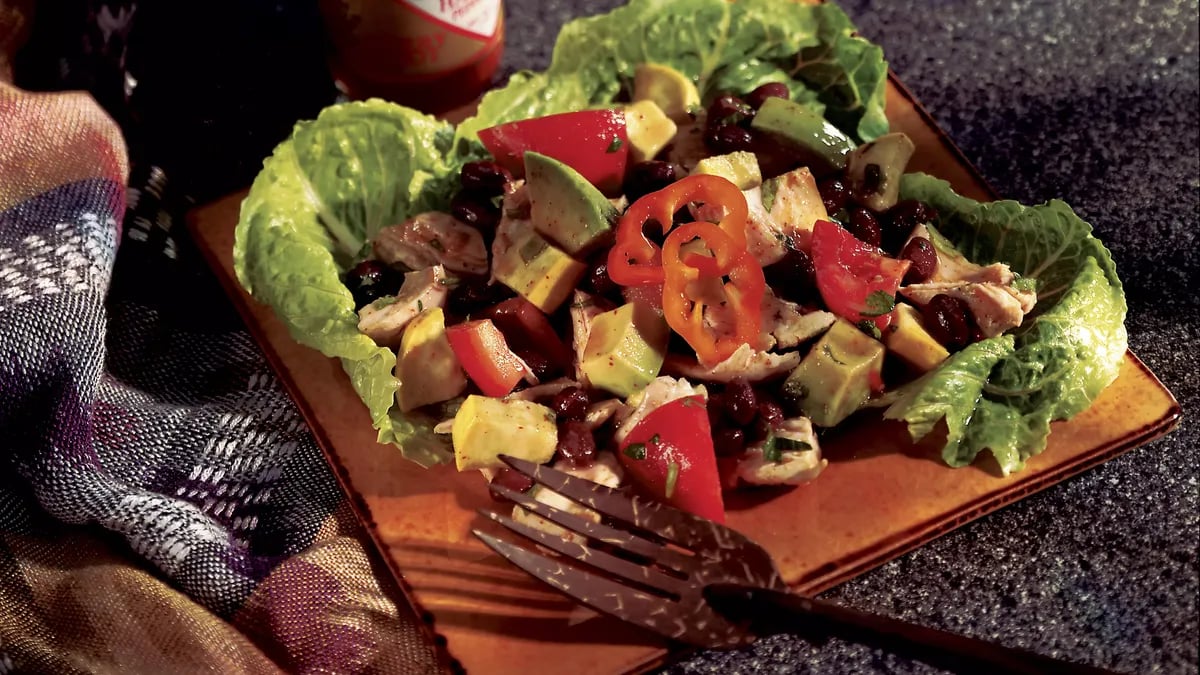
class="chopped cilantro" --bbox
[760,179,779,212]
[822,343,848,366]
[861,290,896,317]
[606,136,623,153]
[438,276,460,287]
[762,434,782,463]
[417,299,424,313]
[490,194,505,209]
[857,320,883,340]
[428,238,444,252]
[681,397,705,408]
[664,461,680,499]
[649,433,661,445]
[1013,276,1038,293]
[623,443,646,460]
[776,437,813,452]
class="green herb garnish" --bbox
[623,443,646,460]
[857,320,883,339]
[861,290,895,317]
[606,136,623,153]
[664,461,680,498]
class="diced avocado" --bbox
[624,100,678,163]
[632,63,701,123]
[525,151,619,257]
[395,307,467,412]
[451,395,557,471]
[885,303,950,373]
[750,97,856,172]
[760,166,828,250]
[493,225,587,313]
[847,132,916,212]
[782,318,885,427]
[693,151,762,190]
[581,302,669,398]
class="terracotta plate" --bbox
[187,74,1181,674]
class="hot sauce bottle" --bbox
[320,0,504,114]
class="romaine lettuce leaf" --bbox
[234,100,459,467]
[456,0,888,144]
[884,174,1127,474]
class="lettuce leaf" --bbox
[456,0,888,145]
[884,174,1128,474]
[234,100,459,467]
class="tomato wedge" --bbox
[477,109,629,195]
[445,319,528,397]
[811,219,911,332]
[617,396,725,523]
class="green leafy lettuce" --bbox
[884,174,1127,474]
[456,0,887,145]
[233,0,890,466]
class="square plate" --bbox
[187,73,1180,674]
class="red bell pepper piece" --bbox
[445,319,528,397]
[618,395,725,523]
[811,219,911,333]
[477,109,629,195]
[478,297,573,375]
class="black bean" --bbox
[713,427,746,457]
[460,161,512,196]
[451,192,500,232]
[489,468,534,502]
[551,387,590,421]
[818,177,852,213]
[745,82,790,109]
[764,247,818,304]
[446,276,513,317]
[887,200,939,234]
[346,260,403,309]
[706,124,755,154]
[861,163,883,195]
[584,258,623,303]
[556,420,597,468]
[723,380,758,426]
[520,351,556,381]
[623,161,678,203]
[707,94,754,126]
[846,207,883,248]
[706,393,727,430]
[900,236,938,284]
[922,294,971,350]
[757,399,785,427]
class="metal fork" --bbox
[473,455,1121,675]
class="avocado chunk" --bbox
[451,395,557,471]
[492,223,587,313]
[846,132,916,212]
[525,151,619,257]
[760,166,828,250]
[885,303,950,373]
[782,318,885,427]
[395,307,467,412]
[624,100,678,163]
[750,97,856,173]
[633,63,701,123]
[693,151,762,190]
[581,302,669,398]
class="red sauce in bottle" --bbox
[320,0,505,114]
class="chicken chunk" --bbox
[901,282,1032,338]
[614,376,706,444]
[510,453,626,542]
[569,290,607,384]
[736,416,826,486]
[373,212,489,276]
[357,265,450,348]
[663,344,800,383]
[761,290,836,350]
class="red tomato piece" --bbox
[478,297,573,375]
[445,319,527,397]
[618,395,725,523]
[477,109,629,195]
[811,219,911,332]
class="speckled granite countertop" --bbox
[500,1,1199,673]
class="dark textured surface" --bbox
[500,1,1199,673]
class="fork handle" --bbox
[705,584,1121,675]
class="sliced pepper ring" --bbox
[661,221,766,366]
[608,174,750,286]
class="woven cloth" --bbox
[0,18,443,675]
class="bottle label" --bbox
[399,0,502,40]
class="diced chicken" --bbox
[357,265,450,348]
[692,186,788,266]
[614,377,707,444]
[666,115,708,171]
[584,399,627,431]
[502,179,531,220]
[902,282,1032,338]
[373,212,488,276]
[663,343,800,383]
[902,224,1038,336]
[569,290,607,384]
[490,188,535,286]
[736,417,826,486]
[510,453,626,542]
[761,290,836,350]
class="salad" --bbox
[234,0,1126,524]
